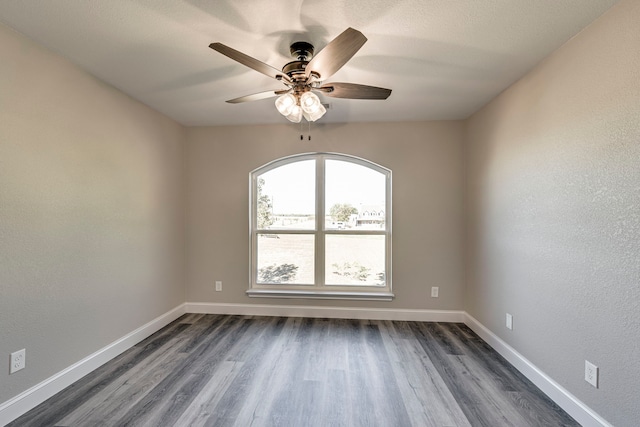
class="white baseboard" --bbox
[185,302,465,322]
[0,304,186,427]
[463,313,612,427]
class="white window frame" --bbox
[247,152,393,301]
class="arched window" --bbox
[248,153,392,300]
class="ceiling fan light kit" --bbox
[300,91,326,122]
[275,93,297,116]
[274,91,325,123]
[209,27,391,124]
[286,105,303,123]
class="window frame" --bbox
[247,152,393,301]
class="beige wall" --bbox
[465,0,640,424]
[2,0,637,423]
[186,122,466,310]
[0,24,186,403]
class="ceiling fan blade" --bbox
[318,82,392,100]
[210,42,284,80]
[226,89,290,104]
[305,28,367,80]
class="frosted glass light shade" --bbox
[302,103,326,121]
[300,92,321,113]
[285,105,302,123]
[275,93,297,116]
[300,92,326,121]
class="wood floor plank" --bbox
[114,316,261,426]
[224,317,302,427]
[447,323,577,426]
[9,319,191,427]
[8,315,579,427]
[199,316,288,427]
[408,321,579,427]
[358,321,413,426]
[378,320,471,427]
[57,329,192,426]
[410,321,523,426]
[263,318,327,427]
[56,314,219,425]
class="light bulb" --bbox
[285,105,302,123]
[301,99,326,121]
[300,92,321,114]
[275,93,297,116]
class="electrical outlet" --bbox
[431,287,439,298]
[10,349,26,374]
[585,360,599,388]
[506,313,513,330]
[215,281,222,292]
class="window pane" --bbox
[325,235,385,286]
[325,160,386,230]
[257,160,315,230]
[257,234,314,284]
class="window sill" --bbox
[246,289,394,301]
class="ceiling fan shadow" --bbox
[347,31,518,83]
[152,66,240,93]
[349,55,496,80]
[184,0,253,33]
[265,25,329,62]
[264,10,336,60]
[342,0,410,28]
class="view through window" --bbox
[249,153,392,299]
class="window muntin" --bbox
[249,153,392,300]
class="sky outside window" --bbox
[259,159,385,215]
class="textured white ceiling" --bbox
[0,0,619,126]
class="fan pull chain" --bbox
[299,120,312,141]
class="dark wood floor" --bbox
[9,314,578,427]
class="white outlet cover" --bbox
[10,349,26,374]
[585,360,599,388]
[431,287,439,298]
[506,313,513,330]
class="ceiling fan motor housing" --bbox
[282,60,308,78]
[282,42,315,79]
[289,41,314,60]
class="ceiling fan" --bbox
[209,27,392,123]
